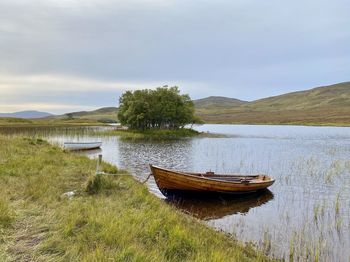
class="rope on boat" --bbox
[141,173,152,184]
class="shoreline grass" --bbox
[99,128,202,141]
[198,121,350,127]
[0,118,105,127]
[0,135,269,261]
[195,111,350,127]
[1,116,350,128]
[97,128,229,141]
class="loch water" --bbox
[1,124,350,261]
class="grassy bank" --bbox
[99,128,207,141]
[0,136,268,261]
[0,117,105,127]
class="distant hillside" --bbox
[21,81,347,127]
[195,82,350,126]
[242,82,350,110]
[194,96,247,109]
[55,107,118,123]
[0,110,54,119]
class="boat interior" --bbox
[183,171,270,182]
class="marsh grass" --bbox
[0,135,268,261]
[0,117,105,127]
[222,152,350,261]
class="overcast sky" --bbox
[0,0,349,114]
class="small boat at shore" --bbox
[64,141,102,151]
[150,165,275,197]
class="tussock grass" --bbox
[0,196,13,228]
[0,135,269,261]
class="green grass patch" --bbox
[100,128,202,141]
[0,135,269,261]
[0,117,105,127]
[0,118,33,125]
[0,196,14,228]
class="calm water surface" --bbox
[1,124,350,261]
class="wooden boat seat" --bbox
[206,176,255,183]
[195,172,261,184]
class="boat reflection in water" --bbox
[76,148,102,156]
[165,190,274,220]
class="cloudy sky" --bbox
[0,0,349,114]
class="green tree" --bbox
[117,86,200,129]
[66,113,74,120]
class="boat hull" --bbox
[150,165,275,197]
[158,188,265,198]
[64,142,102,151]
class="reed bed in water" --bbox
[218,152,350,261]
[0,125,222,142]
[0,135,269,261]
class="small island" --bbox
[104,86,204,140]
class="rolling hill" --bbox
[53,82,350,126]
[193,96,247,109]
[194,82,350,125]
[2,82,348,126]
[54,107,118,122]
[0,110,54,119]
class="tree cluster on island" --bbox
[117,86,202,130]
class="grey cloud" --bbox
[0,0,349,112]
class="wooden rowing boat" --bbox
[150,165,275,197]
[64,141,102,151]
